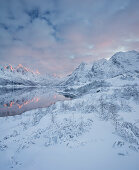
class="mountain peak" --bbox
[4,64,14,72]
[77,62,87,70]
[110,50,139,59]
[62,50,139,87]
[16,64,30,74]
[2,64,40,75]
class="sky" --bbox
[0,0,139,76]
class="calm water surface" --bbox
[0,87,69,117]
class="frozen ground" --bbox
[0,83,139,170]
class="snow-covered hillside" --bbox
[0,64,59,86]
[60,50,139,88]
[0,51,139,170]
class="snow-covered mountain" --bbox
[61,50,139,87]
[59,50,139,97]
[0,64,59,86]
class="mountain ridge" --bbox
[0,64,59,86]
[61,50,139,87]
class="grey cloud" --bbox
[0,0,139,76]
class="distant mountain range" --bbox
[3,64,40,75]
[0,64,59,86]
[1,50,139,88]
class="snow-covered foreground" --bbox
[0,51,139,170]
[0,83,139,170]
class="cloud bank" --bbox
[0,0,139,76]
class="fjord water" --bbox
[0,87,68,117]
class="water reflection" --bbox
[0,87,68,117]
[3,97,40,109]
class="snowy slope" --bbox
[0,64,59,86]
[60,50,139,87]
[0,51,139,170]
